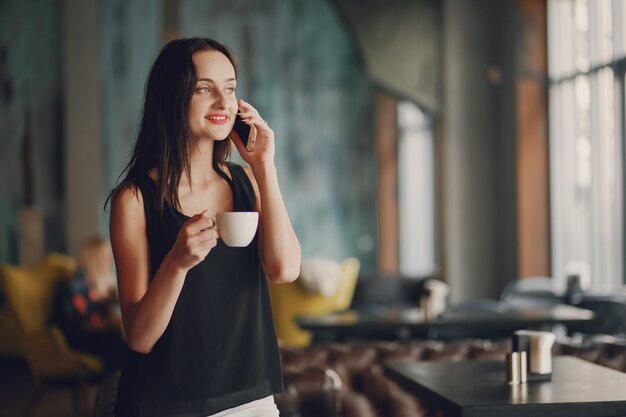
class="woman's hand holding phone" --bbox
[233,114,255,152]
[231,99,275,168]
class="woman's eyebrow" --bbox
[196,77,236,83]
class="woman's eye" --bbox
[225,87,235,94]
[197,87,210,94]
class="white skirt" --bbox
[207,396,279,417]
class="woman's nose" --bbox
[212,91,227,108]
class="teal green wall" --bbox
[0,0,377,270]
[100,0,163,214]
[98,0,378,270]
[0,0,63,261]
[0,0,376,270]
[178,0,377,269]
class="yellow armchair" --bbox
[0,309,22,357]
[268,257,360,348]
[1,253,104,416]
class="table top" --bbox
[385,356,626,417]
[297,304,594,334]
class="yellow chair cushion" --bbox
[1,254,76,334]
[1,254,102,379]
[269,257,360,347]
[0,311,22,357]
[20,326,103,378]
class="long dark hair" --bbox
[107,37,238,216]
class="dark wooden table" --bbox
[297,305,595,341]
[385,356,626,417]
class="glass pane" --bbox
[621,0,626,58]
[550,0,577,78]
[549,82,564,291]
[551,80,579,292]
[551,71,624,292]
[572,74,592,289]
[548,0,560,78]
[550,75,592,292]
[398,102,436,276]
[590,0,613,65]
[590,67,622,292]
[575,0,590,73]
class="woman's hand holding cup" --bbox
[168,210,219,271]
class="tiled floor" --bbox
[0,359,98,417]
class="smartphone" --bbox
[232,114,256,152]
[233,114,250,146]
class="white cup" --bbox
[215,211,259,247]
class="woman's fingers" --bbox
[235,99,274,158]
[238,100,269,128]
[186,212,216,234]
[186,228,219,245]
[236,110,255,121]
[170,212,220,269]
[187,230,219,260]
[237,99,256,114]
[196,228,220,243]
[238,112,267,127]
[237,114,271,140]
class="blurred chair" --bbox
[500,276,563,308]
[1,253,104,417]
[0,307,22,357]
[350,274,433,310]
[428,299,508,340]
[575,298,626,337]
[275,367,344,417]
[92,370,120,417]
[448,299,508,314]
[269,257,360,348]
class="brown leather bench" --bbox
[92,337,626,417]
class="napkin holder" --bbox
[513,330,555,382]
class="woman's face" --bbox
[188,49,238,142]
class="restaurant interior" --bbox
[2,0,626,416]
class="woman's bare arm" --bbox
[245,166,301,283]
[110,186,218,353]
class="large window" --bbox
[548,0,626,292]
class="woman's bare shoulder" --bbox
[110,181,144,218]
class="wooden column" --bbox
[376,91,399,274]
[162,0,180,43]
[516,0,550,278]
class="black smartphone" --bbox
[232,114,250,146]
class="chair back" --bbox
[0,254,103,380]
[350,274,435,309]
[577,298,626,336]
[269,258,360,347]
[1,254,76,334]
[326,258,360,311]
[500,276,562,308]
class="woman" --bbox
[109,38,300,416]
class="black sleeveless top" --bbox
[115,164,283,417]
